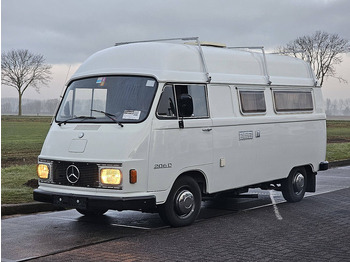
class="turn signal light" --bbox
[100,169,122,185]
[37,164,50,179]
[129,169,137,184]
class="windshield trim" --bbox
[55,75,158,125]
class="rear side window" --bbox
[274,91,313,112]
[239,90,266,114]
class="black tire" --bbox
[158,176,202,227]
[281,167,307,203]
[76,208,108,216]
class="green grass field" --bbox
[327,120,350,143]
[1,116,350,204]
[1,116,52,167]
[326,120,350,162]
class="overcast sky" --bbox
[2,0,350,100]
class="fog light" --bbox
[100,169,122,185]
[37,164,50,179]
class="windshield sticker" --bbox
[122,110,141,120]
[146,80,155,87]
[96,77,106,86]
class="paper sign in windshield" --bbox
[146,80,155,87]
[122,110,141,120]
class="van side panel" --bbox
[207,84,326,194]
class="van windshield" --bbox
[56,76,157,124]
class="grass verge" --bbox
[326,143,350,162]
[1,165,38,204]
[326,120,350,162]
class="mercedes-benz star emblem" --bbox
[66,165,80,184]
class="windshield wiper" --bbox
[91,109,124,127]
[57,116,96,126]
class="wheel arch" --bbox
[175,169,208,195]
[304,164,317,193]
[158,170,204,227]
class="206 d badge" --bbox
[66,165,80,184]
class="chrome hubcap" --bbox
[293,172,305,194]
[175,189,194,217]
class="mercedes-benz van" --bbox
[34,37,328,227]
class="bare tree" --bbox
[278,31,350,86]
[1,49,52,115]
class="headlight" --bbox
[37,164,50,179]
[100,168,122,185]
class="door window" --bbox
[156,85,177,118]
[157,84,209,119]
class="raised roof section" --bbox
[70,42,317,86]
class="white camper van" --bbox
[34,37,328,227]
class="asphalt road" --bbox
[2,166,350,262]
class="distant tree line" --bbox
[326,98,350,116]
[1,98,59,116]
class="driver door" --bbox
[148,84,213,192]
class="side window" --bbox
[156,84,209,119]
[274,91,313,112]
[239,90,266,114]
[175,84,209,118]
[157,85,177,118]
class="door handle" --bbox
[202,128,212,132]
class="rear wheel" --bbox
[76,208,108,216]
[281,167,307,203]
[158,176,201,227]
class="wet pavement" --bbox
[2,166,350,262]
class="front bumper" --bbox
[33,189,157,212]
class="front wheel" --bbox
[281,167,307,203]
[158,176,202,227]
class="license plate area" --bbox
[54,195,87,209]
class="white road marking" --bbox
[269,190,283,220]
[110,223,154,230]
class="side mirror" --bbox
[178,94,193,117]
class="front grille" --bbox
[52,161,99,188]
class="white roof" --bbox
[70,42,317,86]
